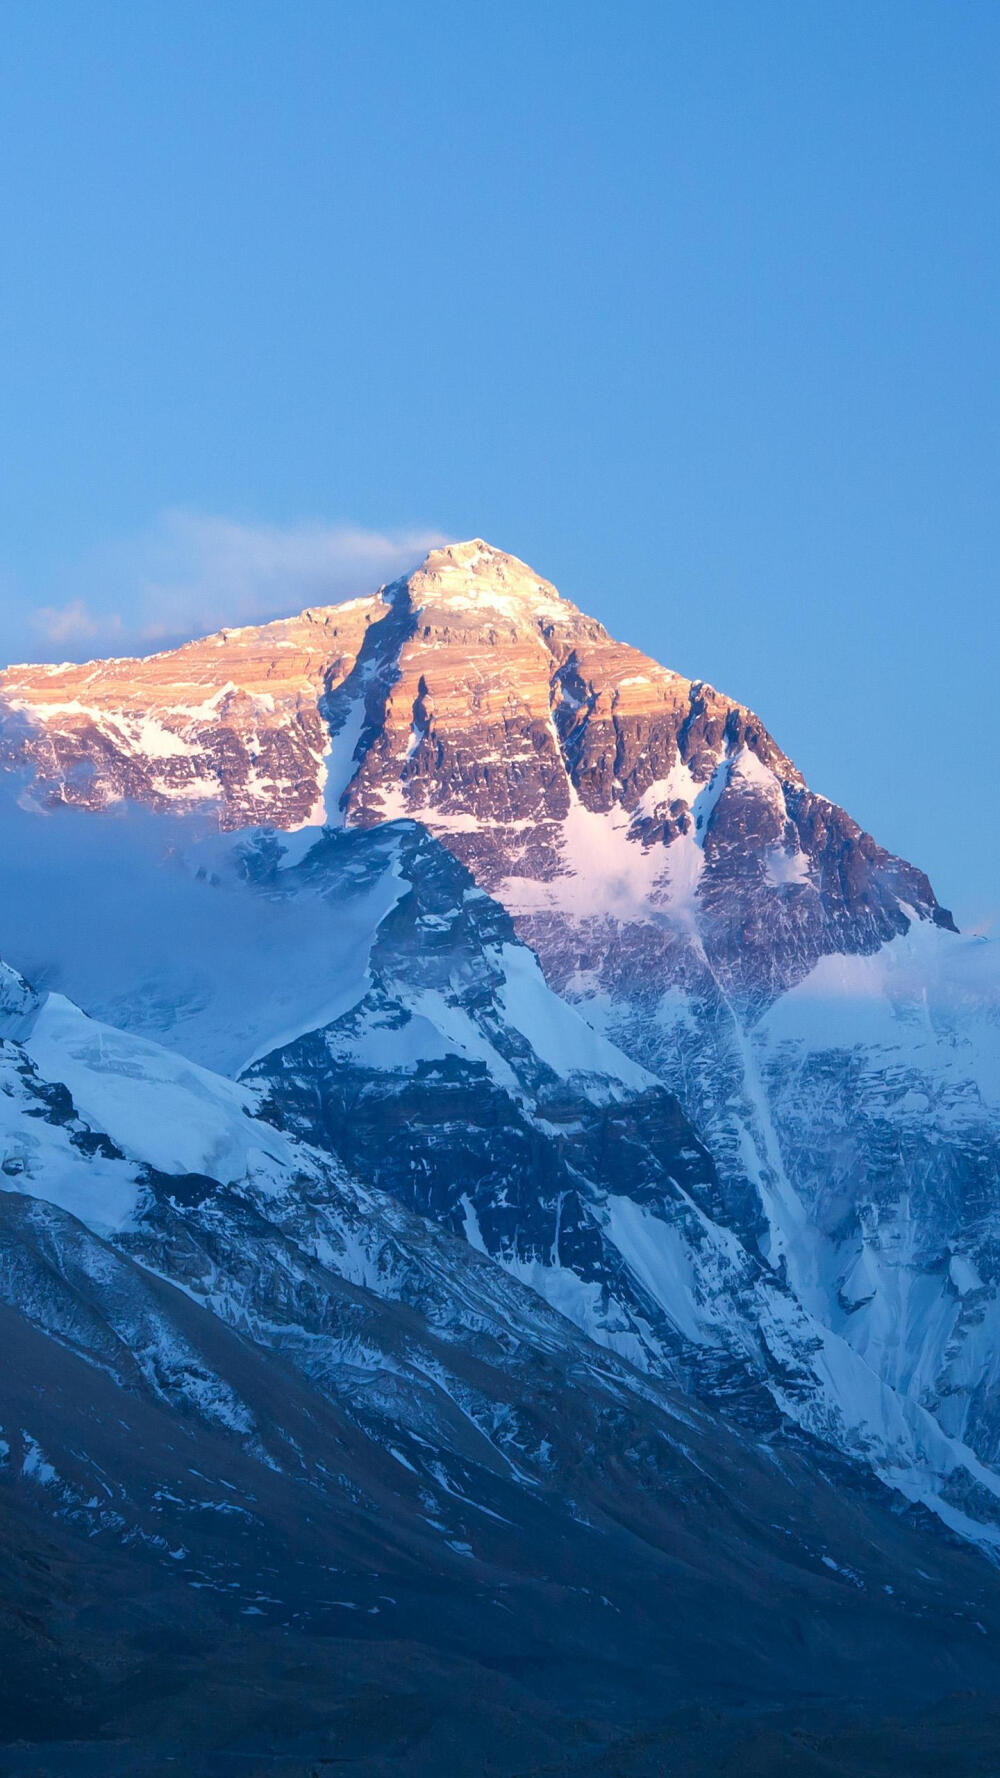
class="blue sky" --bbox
[1,1,997,926]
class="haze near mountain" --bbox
[1,540,998,1773]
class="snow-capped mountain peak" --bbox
[3,537,995,1574]
[391,538,580,626]
[0,536,953,956]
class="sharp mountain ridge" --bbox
[0,539,998,1769]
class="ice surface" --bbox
[21,992,297,1183]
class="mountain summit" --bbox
[395,537,577,621]
[1,537,999,1759]
[0,538,950,943]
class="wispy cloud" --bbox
[31,598,108,648]
[5,513,447,666]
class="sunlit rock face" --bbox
[0,597,382,829]
[1,538,950,980]
[330,541,952,992]
[2,537,959,1229]
[2,537,998,1555]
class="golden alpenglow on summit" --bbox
[2,6,998,1774]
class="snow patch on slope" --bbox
[500,800,668,922]
[20,993,297,1186]
[760,920,1000,1110]
[494,943,657,1098]
[0,1048,141,1233]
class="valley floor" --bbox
[8,1695,1000,1778]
